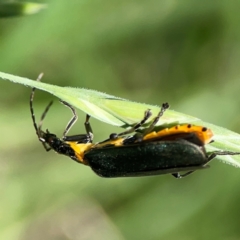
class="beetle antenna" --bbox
[38,100,53,133]
[29,73,53,151]
[30,73,44,138]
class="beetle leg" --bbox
[63,114,94,143]
[142,102,169,136]
[109,109,152,140]
[208,150,240,161]
[172,171,194,178]
[84,114,94,142]
[172,164,210,178]
[131,103,169,142]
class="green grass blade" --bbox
[0,71,199,126]
[1,71,240,167]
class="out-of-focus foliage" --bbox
[0,1,46,18]
[1,0,240,239]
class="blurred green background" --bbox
[1,0,240,239]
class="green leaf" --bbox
[1,71,240,167]
[0,2,46,18]
[0,71,200,126]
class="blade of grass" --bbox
[1,71,240,167]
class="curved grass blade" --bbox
[0,72,199,126]
[0,71,240,167]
